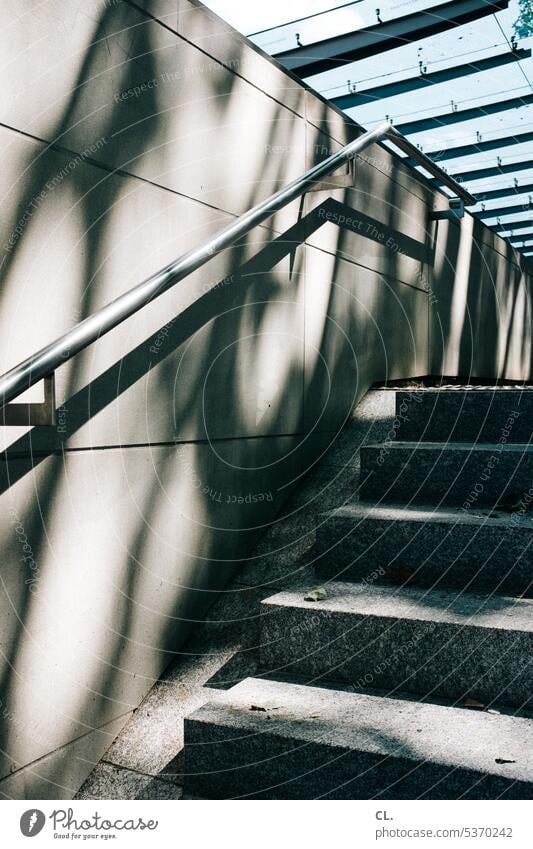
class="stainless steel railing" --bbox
[0,121,475,418]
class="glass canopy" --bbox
[202,0,533,257]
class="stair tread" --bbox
[315,502,533,595]
[394,390,533,443]
[360,441,533,509]
[365,442,533,452]
[182,389,533,800]
[262,581,533,632]
[397,387,533,393]
[187,677,533,784]
[326,502,533,528]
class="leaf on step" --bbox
[304,587,328,602]
[464,698,485,710]
[495,758,516,765]
[309,711,321,718]
[250,704,267,712]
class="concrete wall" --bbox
[0,0,531,798]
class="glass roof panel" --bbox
[202,1,533,246]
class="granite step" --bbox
[396,389,533,444]
[314,503,533,597]
[259,582,533,709]
[183,677,533,799]
[360,442,533,509]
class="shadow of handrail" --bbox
[1,197,433,495]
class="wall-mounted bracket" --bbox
[1,374,56,426]
[430,197,465,221]
[308,156,355,192]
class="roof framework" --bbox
[496,218,533,230]
[475,182,533,202]
[395,93,533,135]
[248,0,532,257]
[430,159,533,186]
[476,201,533,218]
[405,128,533,163]
[273,0,510,76]
[331,48,529,109]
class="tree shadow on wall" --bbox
[2,0,528,799]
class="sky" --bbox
[200,0,533,234]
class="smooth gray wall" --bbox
[0,0,531,798]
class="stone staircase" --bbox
[182,387,533,799]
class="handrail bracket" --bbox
[1,374,56,427]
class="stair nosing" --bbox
[260,581,533,632]
[363,441,533,452]
[321,503,533,528]
[186,677,533,784]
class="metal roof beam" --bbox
[331,49,530,110]
[476,201,533,219]
[474,182,533,202]
[495,219,533,232]
[405,128,533,164]
[508,236,533,245]
[395,92,533,135]
[273,0,509,77]
[430,159,533,186]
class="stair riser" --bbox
[396,391,533,444]
[360,446,533,509]
[315,515,533,596]
[260,606,532,709]
[184,719,530,799]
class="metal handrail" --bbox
[0,121,475,412]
